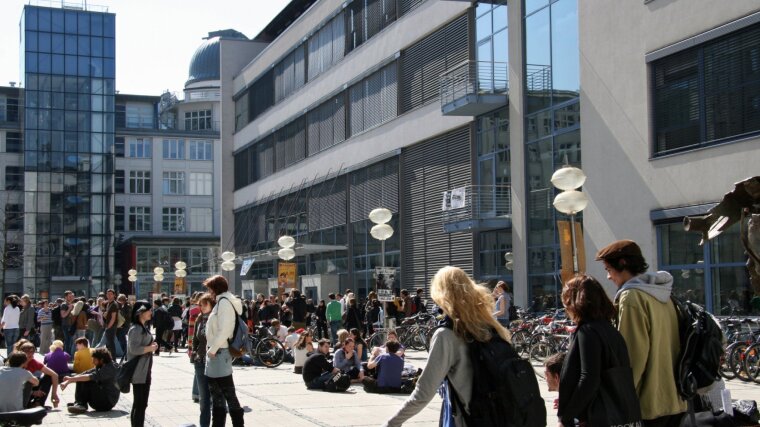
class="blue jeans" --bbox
[194,361,211,427]
[4,328,19,355]
[329,321,341,345]
[63,326,74,357]
[308,371,334,390]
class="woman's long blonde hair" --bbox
[431,266,511,343]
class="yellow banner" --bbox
[278,262,297,297]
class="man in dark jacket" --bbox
[289,290,308,330]
[60,348,120,414]
[152,300,171,354]
[303,339,339,390]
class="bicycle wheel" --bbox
[743,343,760,384]
[529,333,555,362]
[720,345,737,380]
[255,337,286,367]
[510,330,531,359]
[368,330,388,348]
[728,343,750,382]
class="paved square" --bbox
[28,349,760,426]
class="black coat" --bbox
[558,320,632,426]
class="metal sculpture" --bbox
[683,176,760,295]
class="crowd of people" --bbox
[0,238,726,427]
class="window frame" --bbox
[128,170,151,194]
[162,207,185,232]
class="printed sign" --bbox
[240,258,254,276]
[278,262,297,295]
[441,187,467,211]
[374,267,396,302]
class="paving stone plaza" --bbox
[29,347,759,426]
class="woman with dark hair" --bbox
[350,328,368,362]
[2,295,21,355]
[191,293,216,427]
[557,275,639,427]
[292,331,313,374]
[203,275,245,427]
[492,281,511,327]
[168,297,183,353]
[127,301,158,427]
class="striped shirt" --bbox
[37,308,53,325]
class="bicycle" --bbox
[245,325,286,367]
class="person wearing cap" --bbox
[596,240,686,427]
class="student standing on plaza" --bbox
[127,301,159,427]
[37,301,53,355]
[117,294,132,360]
[203,275,245,427]
[190,293,215,427]
[557,275,639,427]
[491,281,511,327]
[344,298,362,333]
[596,240,686,427]
[152,299,172,354]
[168,297,184,353]
[326,293,342,345]
[187,292,203,402]
[18,295,36,344]
[59,291,75,356]
[315,300,328,340]
[2,295,21,355]
[104,289,119,360]
[384,266,510,427]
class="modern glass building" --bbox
[20,5,116,297]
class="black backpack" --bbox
[442,319,546,427]
[51,306,62,326]
[671,296,724,399]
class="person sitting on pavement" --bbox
[350,328,368,362]
[284,326,299,350]
[302,339,340,390]
[72,337,95,374]
[333,329,350,352]
[43,340,70,378]
[293,331,314,375]
[333,338,364,381]
[0,352,39,413]
[19,342,60,408]
[60,347,120,414]
[362,341,409,394]
[270,319,288,343]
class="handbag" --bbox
[116,356,141,393]
[587,328,642,427]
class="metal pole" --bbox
[570,213,578,274]
[381,239,386,267]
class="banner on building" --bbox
[374,267,397,302]
[173,278,186,295]
[240,258,254,276]
[441,187,467,211]
[277,262,297,297]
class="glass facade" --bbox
[657,221,758,315]
[22,6,116,297]
[523,0,580,307]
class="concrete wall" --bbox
[219,38,269,293]
[579,0,760,285]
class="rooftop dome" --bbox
[186,30,248,87]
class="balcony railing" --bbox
[440,61,508,116]
[442,185,512,232]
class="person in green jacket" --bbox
[325,293,343,346]
[596,239,687,427]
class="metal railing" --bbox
[442,185,511,225]
[440,61,508,106]
[526,64,552,93]
[28,0,110,12]
[0,104,21,124]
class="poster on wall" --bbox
[374,267,396,302]
[278,262,297,299]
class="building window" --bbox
[6,132,22,153]
[478,230,512,280]
[115,205,125,231]
[5,204,23,231]
[657,221,756,315]
[162,171,185,195]
[128,170,151,194]
[162,207,185,232]
[115,104,126,128]
[128,138,151,158]
[5,166,23,190]
[1,98,19,122]
[163,139,184,159]
[348,63,397,137]
[114,169,125,193]
[189,172,212,196]
[189,140,213,160]
[114,136,125,157]
[126,104,154,129]
[185,110,212,131]
[129,206,151,231]
[190,208,213,232]
[652,22,760,155]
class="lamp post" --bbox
[174,261,187,295]
[551,162,588,276]
[276,235,296,302]
[128,269,137,298]
[153,266,165,297]
[369,208,394,328]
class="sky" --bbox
[0,0,291,96]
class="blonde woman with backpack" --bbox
[384,266,512,427]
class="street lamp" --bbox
[369,208,394,266]
[153,266,165,296]
[551,163,588,274]
[175,261,187,295]
[221,251,236,272]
